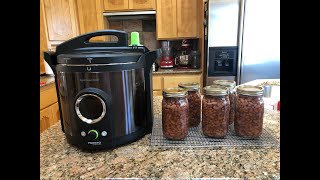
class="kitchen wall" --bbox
[109,20,160,51]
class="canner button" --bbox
[81,131,86,137]
[101,131,107,136]
[88,129,99,139]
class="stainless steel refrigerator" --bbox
[204,0,280,85]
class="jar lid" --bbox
[178,82,200,91]
[163,87,188,97]
[203,85,228,96]
[236,85,264,96]
[213,80,236,89]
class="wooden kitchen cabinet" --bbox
[129,0,155,10]
[176,0,198,38]
[40,84,58,110]
[42,0,79,46]
[76,0,105,41]
[40,84,60,133]
[40,106,53,133]
[152,76,163,96]
[51,102,60,122]
[41,0,107,49]
[152,74,202,96]
[40,0,48,74]
[40,58,46,75]
[156,0,177,39]
[40,103,60,133]
[152,76,162,90]
[153,90,162,96]
[156,0,199,40]
[104,0,155,11]
[103,0,129,11]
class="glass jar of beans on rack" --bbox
[178,82,201,127]
[235,85,264,138]
[162,87,189,140]
[202,85,230,138]
[213,80,236,125]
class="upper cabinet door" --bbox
[103,0,129,11]
[43,0,78,41]
[156,0,177,39]
[40,0,48,74]
[76,0,105,41]
[176,0,198,38]
[129,0,155,10]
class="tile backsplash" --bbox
[109,20,160,51]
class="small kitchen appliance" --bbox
[44,30,160,150]
[175,39,193,69]
[190,50,200,69]
[160,41,174,68]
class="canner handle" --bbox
[43,51,65,133]
[55,30,128,54]
[142,49,162,133]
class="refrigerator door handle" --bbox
[237,0,246,85]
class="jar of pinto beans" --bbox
[213,80,236,125]
[235,85,264,138]
[178,82,201,127]
[162,87,189,140]
[202,85,230,138]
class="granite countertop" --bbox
[241,79,280,86]
[40,75,55,87]
[153,67,202,75]
[40,96,280,179]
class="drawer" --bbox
[163,75,201,89]
[40,106,54,133]
[51,102,60,122]
[153,90,162,96]
[152,76,162,90]
[129,0,156,10]
[104,0,129,11]
[40,84,58,110]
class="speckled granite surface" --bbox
[241,79,280,86]
[40,96,280,179]
[153,68,202,75]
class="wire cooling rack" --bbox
[150,114,279,149]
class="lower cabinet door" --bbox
[153,90,162,96]
[40,106,54,133]
[51,102,60,123]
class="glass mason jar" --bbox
[162,87,189,140]
[178,82,201,127]
[213,80,236,125]
[235,85,264,138]
[202,85,230,138]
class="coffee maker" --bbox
[174,39,194,69]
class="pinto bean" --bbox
[186,91,201,127]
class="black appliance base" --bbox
[65,128,148,151]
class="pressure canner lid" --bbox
[57,50,144,65]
